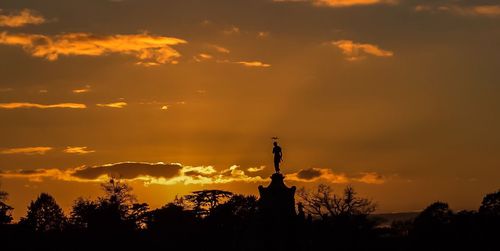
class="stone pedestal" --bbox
[258,173,297,218]
[256,173,300,250]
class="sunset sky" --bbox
[1,0,500,220]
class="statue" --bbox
[272,141,283,173]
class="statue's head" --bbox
[273,141,278,146]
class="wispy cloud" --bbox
[0,9,46,27]
[0,32,186,65]
[234,61,272,67]
[222,25,240,35]
[0,102,86,109]
[210,44,230,54]
[273,0,397,8]
[247,166,266,172]
[415,4,500,17]
[96,102,127,108]
[353,172,385,184]
[331,40,394,61]
[64,146,95,155]
[0,147,52,155]
[193,53,213,62]
[72,85,91,94]
[287,168,386,184]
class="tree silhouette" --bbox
[478,190,500,242]
[19,193,66,232]
[479,190,500,217]
[0,186,13,224]
[297,184,376,219]
[184,190,233,217]
[146,202,196,234]
[70,179,142,231]
[411,201,453,243]
[208,194,258,224]
[128,202,149,229]
[99,178,136,210]
[70,197,98,229]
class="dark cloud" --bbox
[72,162,182,180]
[296,168,322,180]
[17,169,46,175]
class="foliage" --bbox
[479,190,500,217]
[69,178,147,231]
[19,193,66,232]
[0,186,13,224]
[184,189,233,217]
[297,184,376,219]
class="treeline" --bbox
[0,180,499,251]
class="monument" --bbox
[256,139,299,250]
[258,139,296,219]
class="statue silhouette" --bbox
[272,141,283,173]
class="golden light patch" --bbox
[0,9,46,27]
[0,32,186,65]
[0,102,86,109]
[0,147,53,155]
[332,40,394,61]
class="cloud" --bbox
[0,162,266,185]
[415,4,500,17]
[0,162,387,186]
[96,102,127,108]
[193,53,213,62]
[0,147,52,155]
[296,168,322,180]
[0,9,46,27]
[234,61,271,67]
[72,162,182,180]
[0,102,86,109]
[353,172,385,184]
[64,146,95,155]
[288,168,386,184]
[0,31,186,65]
[72,85,91,93]
[0,168,71,182]
[331,40,394,61]
[273,0,397,8]
[211,45,230,54]
[222,25,240,35]
[247,166,266,172]
[288,168,349,183]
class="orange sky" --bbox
[1,0,500,220]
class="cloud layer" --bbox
[415,3,500,17]
[64,146,95,155]
[0,162,266,185]
[274,0,397,8]
[1,162,385,186]
[96,102,127,108]
[0,102,87,109]
[0,32,186,65]
[0,147,53,155]
[288,168,386,184]
[0,9,46,27]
